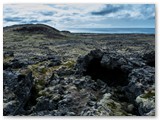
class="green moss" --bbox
[35,79,45,86]
[107,102,117,109]
[34,79,45,92]
[63,60,75,68]
[40,67,48,74]
[141,91,155,99]
[49,65,61,70]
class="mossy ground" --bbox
[3,25,155,116]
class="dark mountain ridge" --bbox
[4,24,65,38]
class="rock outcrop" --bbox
[3,48,155,116]
[3,24,155,116]
[3,71,33,115]
[76,49,155,116]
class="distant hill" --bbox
[3,24,67,38]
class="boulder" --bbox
[3,70,33,115]
[136,92,155,116]
[124,66,155,102]
[75,49,104,75]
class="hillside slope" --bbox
[4,24,65,38]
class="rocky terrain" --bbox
[3,24,155,116]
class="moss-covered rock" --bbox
[136,92,155,116]
[98,93,130,116]
[63,60,75,69]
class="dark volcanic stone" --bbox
[3,51,14,58]
[35,96,57,112]
[48,56,61,67]
[3,63,12,70]
[101,52,125,69]
[4,59,27,70]
[3,71,33,115]
[4,71,19,92]
[123,66,155,102]
[76,49,130,86]
[75,49,155,115]
[75,49,154,87]
[75,49,104,75]
[142,51,155,67]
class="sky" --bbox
[3,4,155,30]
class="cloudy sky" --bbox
[3,4,155,30]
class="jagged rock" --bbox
[3,101,19,116]
[80,106,110,116]
[73,79,85,88]
[3,70,33,115]
[34,96,57,112]
[75,49,104,75]
[3,24,155,116]
[53,84,66,94]
[56,67,75,76]
[101,52,126,69]
[146,109,155,116]
[11,59,25,68]
[30,110,54,116]
[120,65,133,73]
[87,101,96,106]
[124,66,155,102]
[136,92,155,116]
[56,94,75,116]
[4,59,28,70]
[75,49,155,116]
[142,50,155,67]
[3,71,18,92]
[76,49,130,86]
[3,63,12,70]
[3,51,14,58]
[4,49,155,116]
[48,56,61,67]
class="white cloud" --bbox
[3,4,155,28]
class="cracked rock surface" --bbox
[3,24,155,116]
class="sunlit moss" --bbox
[141,91,155,99]
[63,60,75,69]
[107,102,117,109]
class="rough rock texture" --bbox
[3,71,33,115]
[3,24,155,116]
[3,48,155,116]
[124,66,155,102]
[142,50,155,67]
[3,49,155,116]
[76,49,155,116]
[75,49,104,75]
